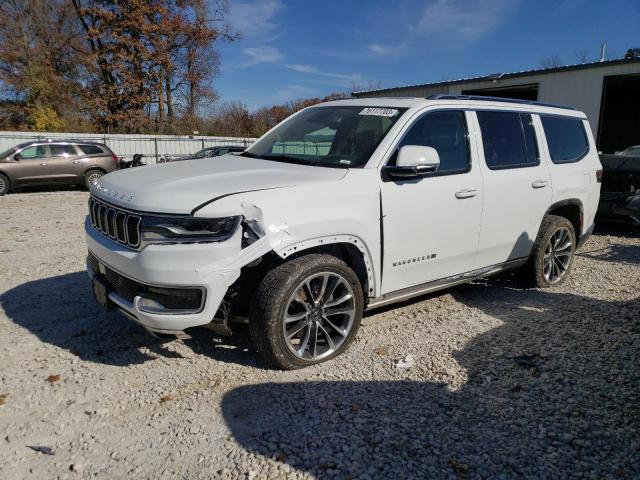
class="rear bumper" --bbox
[85,217,241,333]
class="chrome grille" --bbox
[88,197,142,248]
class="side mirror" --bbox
[382,145,440,180]
[13,153,22,161]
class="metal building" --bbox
[353,58,640,154]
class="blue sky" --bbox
[216,0,640,110]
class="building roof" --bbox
[353,57,640,96]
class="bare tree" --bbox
[574,50,592,64]
[540,55,564,69]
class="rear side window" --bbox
[540,116,589,163]
[79,144,104,155]
[398,110,470,175]
[50,144,77,156]
[477,111,539,169]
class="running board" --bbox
[366,257,527,311]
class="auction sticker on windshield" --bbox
[359,107,399,117]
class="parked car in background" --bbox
[163,145,246,163]
[615,145,640,156]
[86,96,601,369]
[0,140,118,195]
[597,152,640,225]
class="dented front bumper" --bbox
[84,216,242,334]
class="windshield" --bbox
[242,106,407,168]
[192,149,211,158]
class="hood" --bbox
[92,154,348,214]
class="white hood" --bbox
[92,155,348,214]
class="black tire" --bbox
[520,214,576,288]
[83,169,104,190]
[0,173,10,196]
[249,253,364,370]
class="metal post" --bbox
[154,137,158,164]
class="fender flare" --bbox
[275,234,378,297]
[544,198,584,234]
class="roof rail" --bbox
[426,94,576,110]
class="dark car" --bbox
[0,140,119,195]
[597,153,640,225]
[167,145,246,162]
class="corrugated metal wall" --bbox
[0,131,256,164]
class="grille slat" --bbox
[88,197,142,249]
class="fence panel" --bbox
[0,131,255,164]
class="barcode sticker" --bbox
[359,107,399,117]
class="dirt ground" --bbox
[0,190,639,479]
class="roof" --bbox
[315,96,585,117]
[353,57,640,96]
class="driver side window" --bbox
[18,145,47,159]
[393,110,470,175]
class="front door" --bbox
[472,110,552,267]
[10,144,49,186]
[380,109,483,294]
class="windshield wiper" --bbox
[239,151,260,158]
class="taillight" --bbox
[595,169,603,183]
[112,154,119,165]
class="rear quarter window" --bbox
[540,116,589,164]
[79,145,105,155]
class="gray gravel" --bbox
[0,190,639,479]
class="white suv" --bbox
[86,95,602,369]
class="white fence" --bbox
[0,131,256,164]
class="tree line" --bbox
[0,0,243,134]
[0,0,345,137]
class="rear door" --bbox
[472,110,552,267]
[380,109,483,293]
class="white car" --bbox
[86,95,602,369]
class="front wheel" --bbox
[83,169,103,190]
[520,215,576,288]
[0,173,9,196]
[249,254,364,370]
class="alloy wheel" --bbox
[88,172,102,186]
[0,176,6,193]
[282,272,356,361]
[543,227,573,284]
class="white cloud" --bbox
[227,46,284,69]
[412,0,518,42]
[284,64,361,82]
[355,0,519,59]
[226,0,284,39]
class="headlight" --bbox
[140,215,241,244]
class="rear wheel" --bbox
[83,169,103,190]
[249,254,364,370]
[0,173,9,196]
[521,215,576,288]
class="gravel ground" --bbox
[0,190,638,480]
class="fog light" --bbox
[136,286,204,315]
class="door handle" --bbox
[455,188,478,199]
[72,160,81,164]
[531,180,548,189]
[40,163,47,166]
